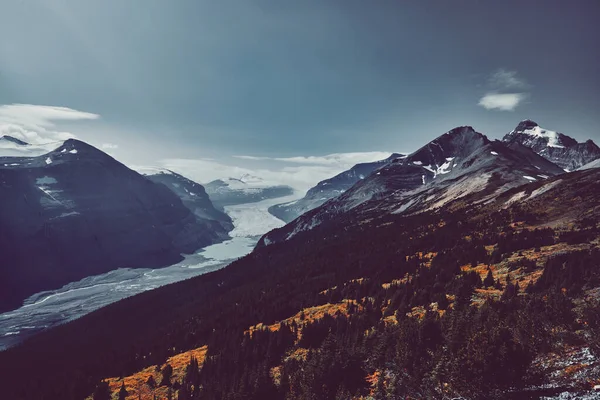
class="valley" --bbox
[0,194,297,351]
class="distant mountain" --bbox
[204,176,294,209]
[502,119,600,171]
[141,168,233,232]
[260,126,564,246]
[269,153,404,222]
[0,139,230,313]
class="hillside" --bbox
[1,163,600,399]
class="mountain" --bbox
[260,126,564,246]
[140,168,233,232]
[204,175,294,209]
[502,119,600,171]
[0,139,230,313]
[2,157,600,399]
[268,153,404,223]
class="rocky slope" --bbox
[502,119,600,171]
[268,153,403,223]
[0,139,229,313]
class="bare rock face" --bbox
[0,139,229,313]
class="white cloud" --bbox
[478,69,530,111]
[234,151,392,166]
[101,143,119,149]
[478,93,527,111]
[160,151,393,193]
[0,104,100,144]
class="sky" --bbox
[0,0,599,191]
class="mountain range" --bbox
[265,119,600,233]
[261,123,567,246]
[204,175,294,209]
[1,120,600,399]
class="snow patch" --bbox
[69,149,78,154]
[523,175,537,181]
[519,125,565,148]
[490,151,498,156]
[45,157,52,165]
[436,159,453,175]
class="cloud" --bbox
[101,143,119,149]
[478,93,527,111]
[0,104,100,144]
[478,69,530,112]
[234,152,392,166]
[160,151,393,193]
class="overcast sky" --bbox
[0,0,598,190]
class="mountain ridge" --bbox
[259,126,564,246]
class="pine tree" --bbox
[147,375,156,389]
[118,381,128,400]
[161,364,173,387]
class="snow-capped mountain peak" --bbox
[503,120,600,171]
[505,120,572,149]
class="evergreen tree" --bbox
[118,381,128,400]
[147,375,156,389]
[161,364,174,387]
